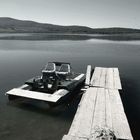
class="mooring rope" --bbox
[90,126,118,140]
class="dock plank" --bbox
[109,89,133,140]
[85,65,92,86]
[68,88,98,138]
[91,88,106,130]
[113,68,122,89]
[90,67,122,89]
[106,68,114,89]
[90,88,113,140]
[105,89,113,129]
[90,67,102,87]
[99,68,107,88]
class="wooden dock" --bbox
[62,66,133,140]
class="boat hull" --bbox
[6,73,85,104]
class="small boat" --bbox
[6,62,85,103]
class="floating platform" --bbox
[62,66,133,140]
[7,87,69,102]
[6,73,85,103]
[6,62,85,103]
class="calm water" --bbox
[0,38,140,140]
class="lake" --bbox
[0,37,140,140]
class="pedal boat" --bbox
[6,62,85,103]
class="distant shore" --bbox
[0,17,140,41]
[0,33,140,41]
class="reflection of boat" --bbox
[6,62,85,103]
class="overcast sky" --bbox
[0,0,140,28]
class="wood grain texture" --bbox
[85,65,92,86]
[63,87,133,140]
[90,67,122,89]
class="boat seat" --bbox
[57,64,71,80]
[42,62,56,73]
[42,62,57,80]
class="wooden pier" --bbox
[62,66,133,140]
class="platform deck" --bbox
[90,67,122,89]
[62,67,133,140]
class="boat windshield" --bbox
[45,63,55,71]
[59,64,70,73]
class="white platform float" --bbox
[6,73,85,103]
[6,88,69,102]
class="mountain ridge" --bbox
[0,17,140,34]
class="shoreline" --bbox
[0,33,140,41]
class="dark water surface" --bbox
[0,39,140,140]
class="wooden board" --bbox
[90,67,122,89]
[99,68,106,88]
[62,135,87,140]
[105,89,113,129]
[109,89,133,140]
[90,67,102,87]
[113,68,122,89]
[85,65,91,86]
[106,68,114,89]
[63,87,133,140]
[6,88,69,102]
[91,88,106,131]
[68,88,98,138]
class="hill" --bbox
[0,17,140,34]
